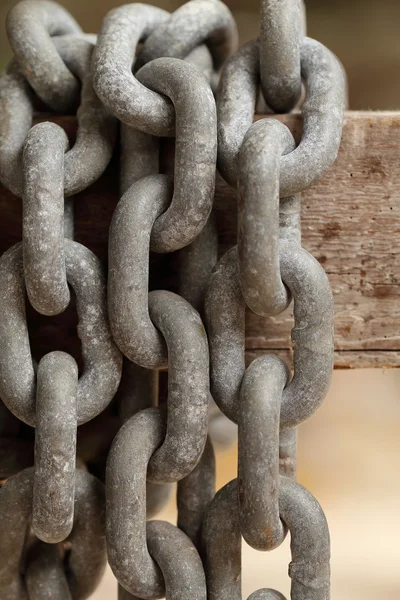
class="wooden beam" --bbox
[0,111,398,369]
[216,112,400,369]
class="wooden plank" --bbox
[246,350,400,370]
[215,111,400,368]
[0,111,398,369]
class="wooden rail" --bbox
[0,112,398,369]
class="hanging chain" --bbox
[0,0,346,597]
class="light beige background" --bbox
[93,369,400,599]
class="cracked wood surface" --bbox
[0,112,398,369]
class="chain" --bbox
[0,0,346,597]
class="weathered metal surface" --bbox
[6,0,82,111]
[33,351,78,543]
[203,478,330,600]
[0,468,106,599]
[0,241,122,426]
[238,118,297,316]
[259,0,302,113]
[217,37,346,192]
[0,35,116,198]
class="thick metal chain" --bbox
[0,0,346,598]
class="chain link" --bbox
[0,468,106,599]
[217,37,345,191]
[0,0,347,597]
[259,0,303,112]
[0,35,116,198]
[6,0,83,111]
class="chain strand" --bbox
[0,0,347,597]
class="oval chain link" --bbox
[0,241,122,427]
[217,37,346,191]
[202,478,330,600]
[0,35,116,198]
[259,0,302,112]
[0,468,106,599]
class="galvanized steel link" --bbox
[206,242,334,428]
[33,351,78,544]
[22,122,70,316]
[92,3,174,136]
[93,2,234,136]
[146,291,209,482]
[177,435,216,550]
[107,408,207,599]
[108,175,173,369]
[119,365,174,525]
[109,177,211,479]
[205,247,246,424]
[135,58,217,252]
[25,542,73,600]
[238,355,290,551]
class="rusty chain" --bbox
[0,0,345,597]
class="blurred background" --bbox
[2,0,400,108]
[1,0,399,598]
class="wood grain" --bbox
[0,112,398,369]
[216,112,400,368]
